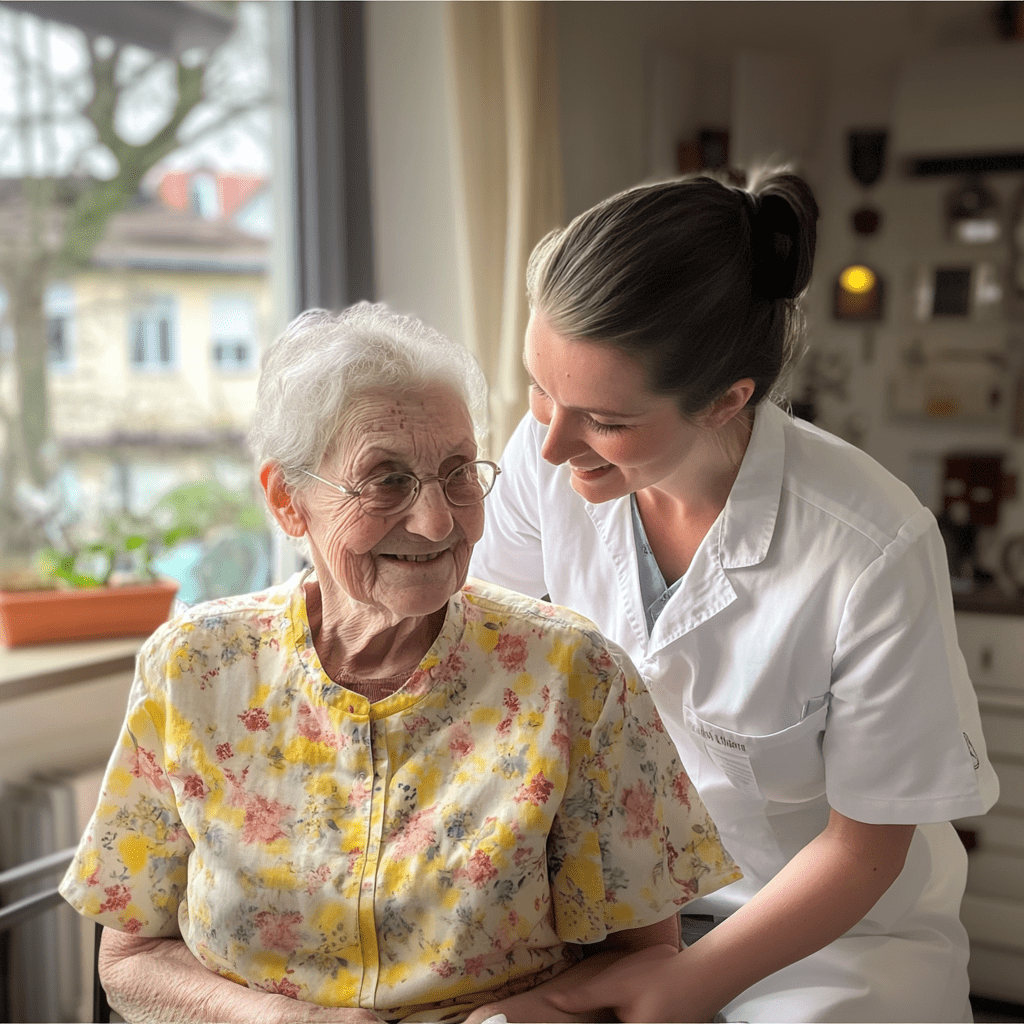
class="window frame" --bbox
[128,295,178,372]
[209,292,258,373]
[44,282,76,372]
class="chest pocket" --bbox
[683,699,830,805]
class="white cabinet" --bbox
[953,611,1024,1004]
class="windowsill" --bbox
[0,637,141,703]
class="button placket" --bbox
[354,717,388,1007]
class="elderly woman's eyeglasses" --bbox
[298,460,501,517]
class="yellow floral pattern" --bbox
[61,573,739,1022]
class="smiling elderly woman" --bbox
[59,303,739,1024]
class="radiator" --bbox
[0,764,105,1024]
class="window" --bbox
[129,296,177,369]
[0,283,75,366]
[210,294,257,371]
[190,171,220,219]
[0,287,12,355]
[45,282,75,369]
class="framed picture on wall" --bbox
[912,262,1004,322]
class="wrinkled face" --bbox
[525,311,705,503]
[296,383,484,620]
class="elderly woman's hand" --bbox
[99,928,387,1024]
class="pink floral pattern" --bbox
[255,910,304,952]
[622,781,657,841]
[296,702,340,747]
[238,707,270,731]
[60,573,739,1022]
[495,632,529,672]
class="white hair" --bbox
[248,302,489,491]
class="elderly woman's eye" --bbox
[377,472,413,487]
[361,472,416,509]
[445,462,491,503]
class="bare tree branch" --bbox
[176,95,272,151]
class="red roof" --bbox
[157,170,266,219]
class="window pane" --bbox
[131,318,147,364]
[46,317,66,362]
[0,1,291,610]
[211,293,256,371]
[45,283,74,366]
[158,315,172,364]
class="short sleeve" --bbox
[59,649,192,937]
[470,413,549,600]
[826,508,1000,822]
[548,636,741,944]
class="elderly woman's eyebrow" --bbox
[354,442,476,470]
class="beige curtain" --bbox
[445,1,564,458]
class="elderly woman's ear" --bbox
[260,462,308,538]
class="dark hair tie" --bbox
[750,193,801,300]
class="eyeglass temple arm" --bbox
[298,468,359,497]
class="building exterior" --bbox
[1,171,272,521]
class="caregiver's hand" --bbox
[462,988,612,1024]
[546,943,716,1024]
[99,928,387,1024]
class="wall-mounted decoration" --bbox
[1010,184,1024,318]
[676,128,731,175]
[946,176,1001,244]
[842,129,888,361]
[889,351,1010,425]
[848,130,887,237]
[944,453,1004,526]
[911,262,1003,322]
[851,207,881,236]
[791,349,851,423]
[834,263,883,320]
[938,452,1006,591]
[848,130,887,188]
[1002,533,1024,595]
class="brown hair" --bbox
[526,169,818,418]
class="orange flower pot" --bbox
[0,579,179,647]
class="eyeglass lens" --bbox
[359,461,496,514]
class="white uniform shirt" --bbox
[471,401,999,1022]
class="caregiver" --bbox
[469,169,999,1023]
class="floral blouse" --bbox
[60,572,740,1022]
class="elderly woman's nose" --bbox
[404,479,455,538]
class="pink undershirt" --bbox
[331,669,409,704]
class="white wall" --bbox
[551,1,1024,579]
[366,0,1024,580]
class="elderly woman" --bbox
[60,303,739,1024]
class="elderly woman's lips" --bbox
[383,551,446,562]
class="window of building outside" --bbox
[0,1,295,614]
[211,292,257,371]
[129,295,177,369]
[44,282,75,371]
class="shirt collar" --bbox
[718,400,787,569]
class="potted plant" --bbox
[1,474,269,647]
[0,510,195,647]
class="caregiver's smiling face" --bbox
[295,382,484,620]
[524,311,707,504]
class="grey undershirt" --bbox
[630,493,683,636]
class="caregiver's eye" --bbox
[587,418,631,434]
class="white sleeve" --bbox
[824,507,1000,823]
[470,413,550,599]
